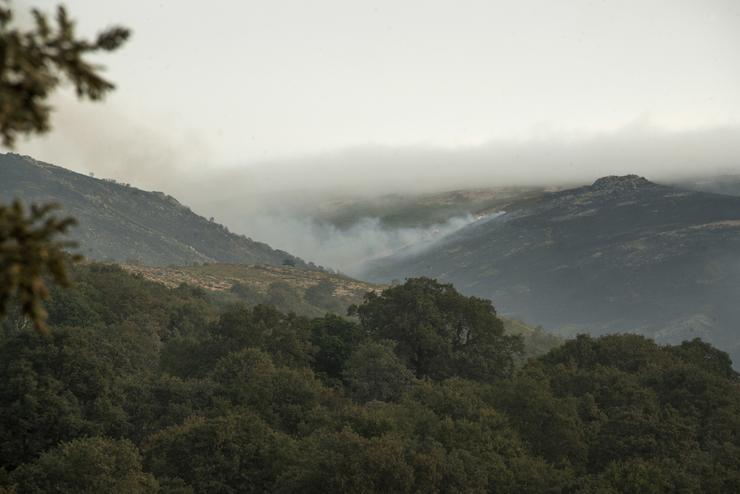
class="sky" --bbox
[4,0,740,192]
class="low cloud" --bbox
[8,116,740,272]
[234,122,740,196]
[182,123,740,271]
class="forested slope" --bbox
[1,265,738,493]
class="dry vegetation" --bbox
[121,262,383,301]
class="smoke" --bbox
[233,213,480,276]
[5,93,216,194]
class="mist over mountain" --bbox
[363,175,740,364]
[14,124,740,273]
[121,124,740,272]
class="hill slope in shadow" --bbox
[0,153,308,268]
[364,175,740,363]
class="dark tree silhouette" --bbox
[0,1,129,331]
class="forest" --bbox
[1,263,738,493]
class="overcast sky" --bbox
[6,0,740,190]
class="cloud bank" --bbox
[9,119,740,272]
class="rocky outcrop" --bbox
[591,174,653,191]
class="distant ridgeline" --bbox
[0,153,309,268]
[364,174,740,365]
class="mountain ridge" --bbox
[0,153,309,268]
[363,174,740,363]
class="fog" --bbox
[9,119,740,271]
[1,0,736,271]
[217,122,740,196]
[17,108,740,198]
[159,123,740,271]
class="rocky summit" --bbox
[591,174,653,191]
[363,175,740,364]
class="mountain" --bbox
[0,153,307,268]
[364,174,740,362]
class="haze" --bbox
[4,0,740,271]
[5,0,739,176]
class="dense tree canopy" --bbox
[352,278,523,380]
[1,267,738,492]
[8,437,158,494]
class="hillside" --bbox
[120,262,380,318]
[0,153,307,267]
[303,186,548,230]
[118,262,560,355]
[364,175,740,363]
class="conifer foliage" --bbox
[0,200,79,333]
[0,1,128,330]
[0,0,129,146]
